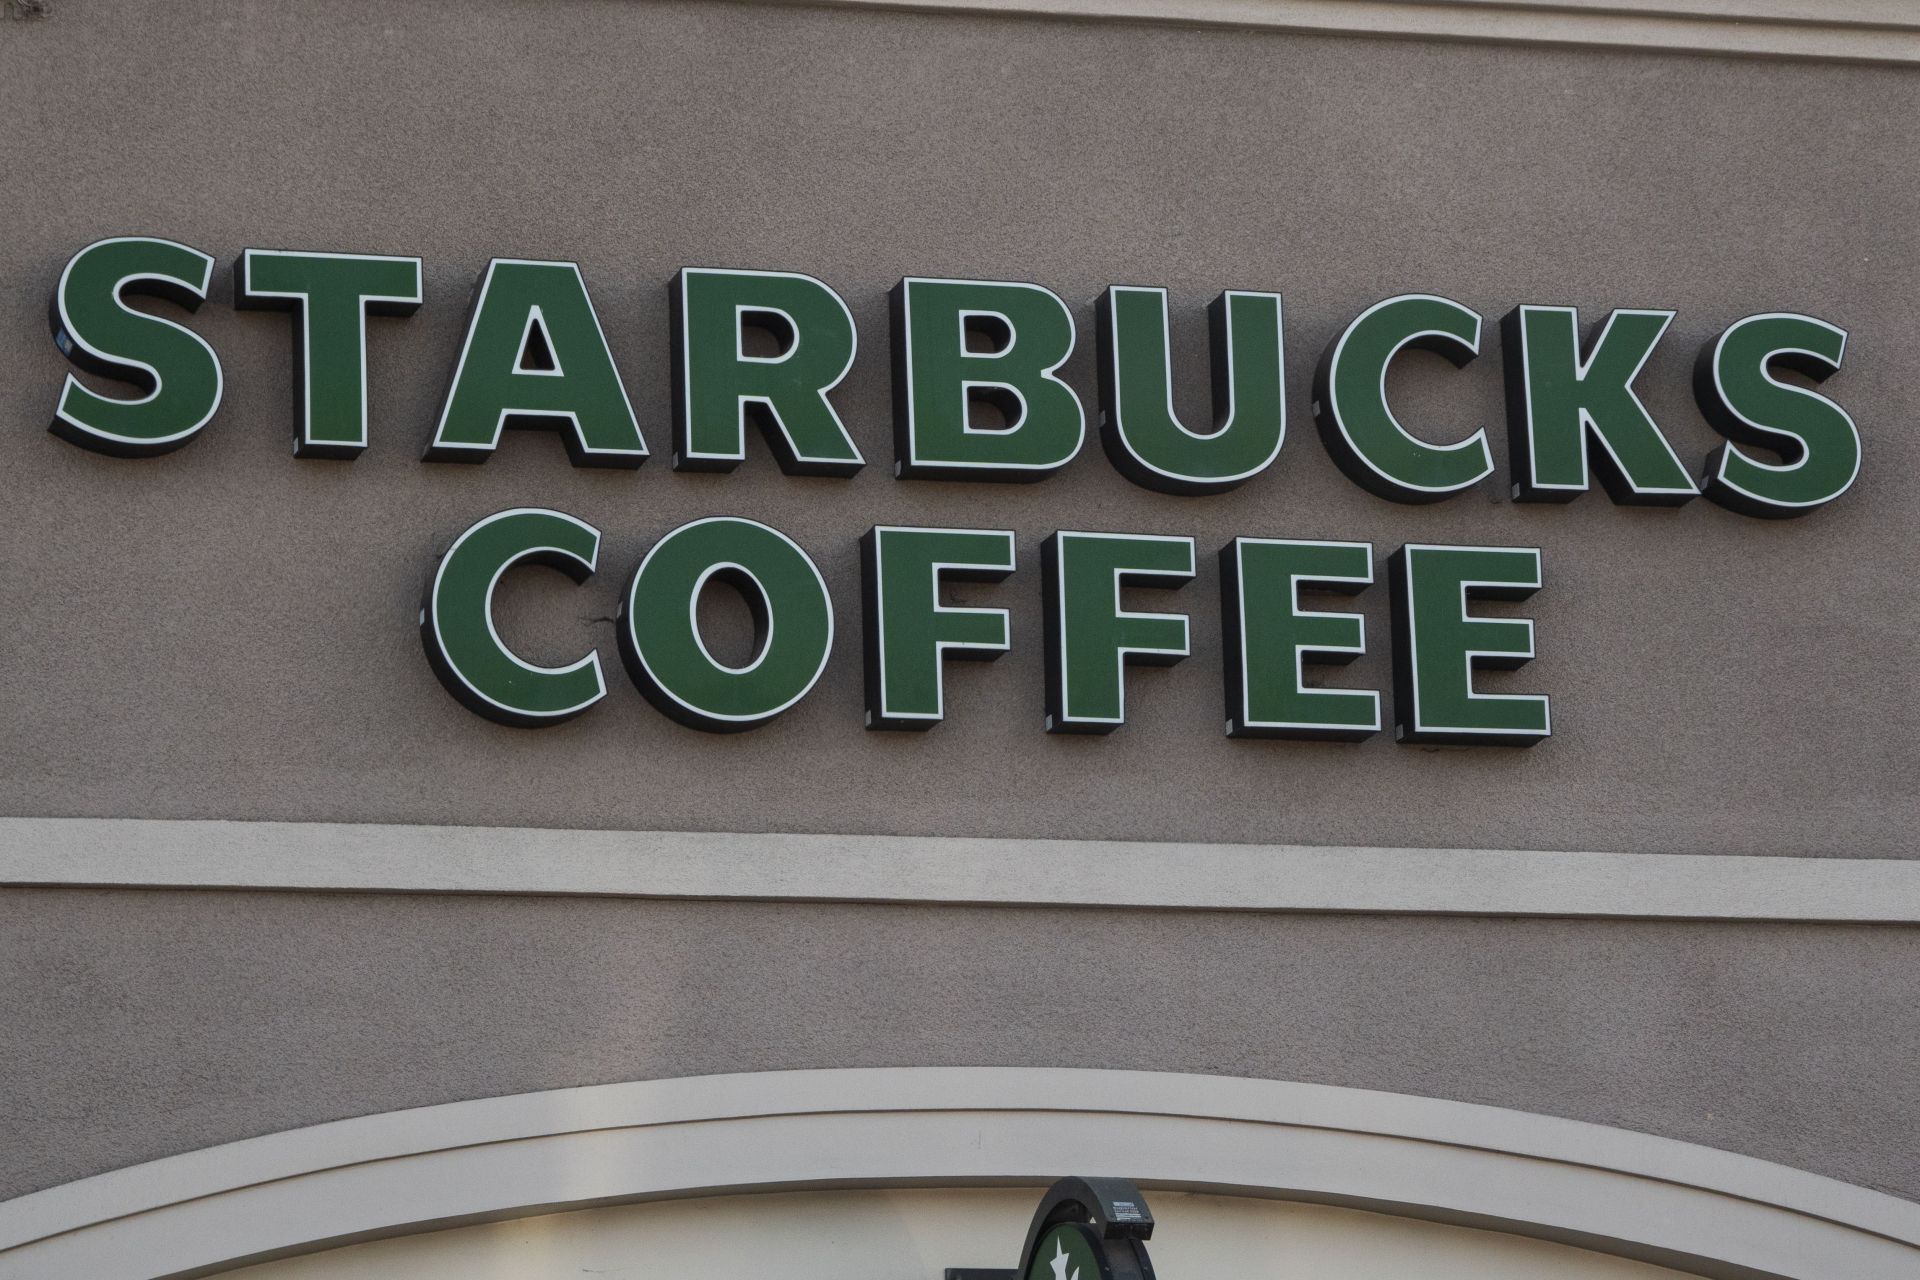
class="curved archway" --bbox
[0,1068,1914,1280]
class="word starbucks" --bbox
[46,237,1865,746]
[48,239,1859,515]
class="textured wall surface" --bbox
[2,889,1918,1204]
[0,0,1915,855]
[1,0,1916,1223]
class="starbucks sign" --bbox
[44,237,1864,746]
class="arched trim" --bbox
[785,1,1920,69]
[1,1068,1915,1280]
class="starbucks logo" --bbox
[1026,1224,1102,1280]
[1049,1236,1081,1280]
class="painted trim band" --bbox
[3,817,1918,921]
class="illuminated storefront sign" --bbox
[44,236,1864,745]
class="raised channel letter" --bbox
[425,258,646,467]
[861,525,1017,730]
[1502,305,1696,504]
[237,249,424,459]
[619,516,834,732]
[1314,293,1492,502]
[1221,537,1380,741]
[1389,543,1549,747]
[420,507,606,728]
[1043,531,1195,733]
[1097,286,1286,495]
[893,276,1084,481]
[672,267,864,475]
[49,236,222,457]
[1694,312,1860,518]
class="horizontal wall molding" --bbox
[779,0,1920,66]
[2,1067,1916,1280]
[3,817,1918,921]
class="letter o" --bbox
[619,516,834,732]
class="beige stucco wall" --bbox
[6,889,1918,1207]
[1,0,1915,1234]
[0,0,1914,855]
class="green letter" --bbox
[1098,286,1286,495]
[1313,293,1491,502]
[1043,531,1194,733]
[620,517,833,733]
[1222,538,1379,741]
[420,508,606,728]
[1390,544,1549,747]
[894,276,1084,480]
[426,258,646,467]
[49,236,222,457]
[861,525,1016,730]
[237,249,423,459]
[1503,305,1695,504]
[672,267,863,475]
[1695,312,1859,518]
